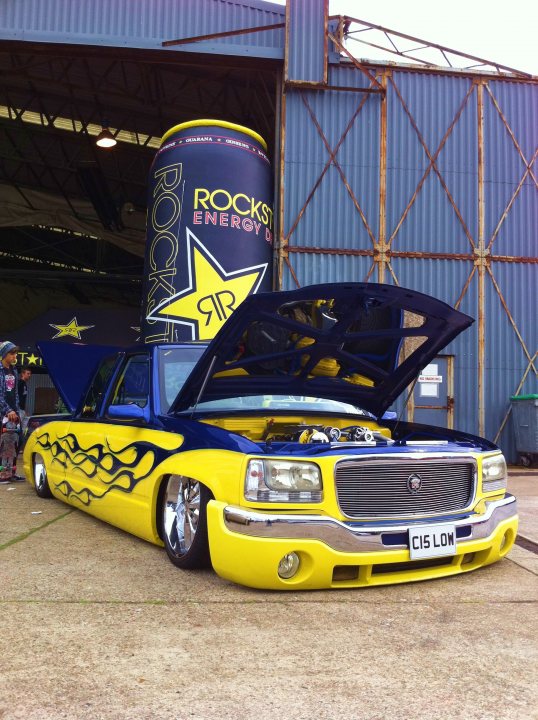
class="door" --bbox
[412,356,454,429]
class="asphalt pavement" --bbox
[0,468,536,720]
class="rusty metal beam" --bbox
[284,256,301,289]
[285,246,537,264]
[454,267,476,310]
[447,356,455,429]
[277,74,287,291]
[364,261,376,282]
[477,80,486,436]
[284,80,383,93]
[163,23,285,48]
[287,246,373,256]
[322,0,329,85]
[377,71,388,283]
[386,262,400,286]
[327,31,384,91]
[336,16,534,78]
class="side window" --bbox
[109,355,150,408]
[81,356,118,418]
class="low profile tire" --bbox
[162,475,211,569]
[33,453,53,498]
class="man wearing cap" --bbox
[0,341,20,482]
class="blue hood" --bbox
[170,283,473,418]
[36,341,121,413]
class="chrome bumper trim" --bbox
[223,495,517,553]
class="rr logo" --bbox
[197,291,236,325]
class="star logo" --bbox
[147,228,267,340]
[26,353,40,365]
[49,317,95,339]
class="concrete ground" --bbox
[0,468,536,720]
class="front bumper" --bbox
[206,494,518,589]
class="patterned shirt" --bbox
[0,365,19,417]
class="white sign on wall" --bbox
[418,363,442,398]
[418,363,442,383]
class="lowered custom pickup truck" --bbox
[23,283,517,589]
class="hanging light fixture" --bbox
[96,122,117,148]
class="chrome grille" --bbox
[335,456,476,518]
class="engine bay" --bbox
[198,411,491,452]
[201,414,393,446]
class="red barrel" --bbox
[141,120,273,343]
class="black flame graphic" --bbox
[35,431,181,506]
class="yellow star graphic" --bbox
[150,229,266,340]
[49,317,95,339]
[26,353,40,365]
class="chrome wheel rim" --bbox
[34,454,46,492]
[163,476,201,556]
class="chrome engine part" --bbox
[268,423,387,445]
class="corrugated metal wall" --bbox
[280,64,537,461]
[0,0,285,54]
[1,0,535,460]
[285,0,327,83]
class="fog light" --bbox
[278,552,300,579]
[499,529,515,556]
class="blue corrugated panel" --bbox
[0,0,285,57]
[286,0,325,82]
[485,261,538,458]
[283,62,536,460]
[390,257,473,310]
[452,274,481,437]
[284,64,382,259]
[484,80,538,259]
[391,257,481,435]
[387,71,478,256]
[282,252,374,290]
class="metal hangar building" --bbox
[0,0,536,460]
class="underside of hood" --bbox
[171,283,473,417]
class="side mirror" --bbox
[107,404,146,421]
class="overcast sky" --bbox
[274,0,537,75]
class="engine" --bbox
[266,423,391,445]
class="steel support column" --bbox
[476,80,486,436]
[376,70,389,284]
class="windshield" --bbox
[158,346,370,416]
[183,395,369,415]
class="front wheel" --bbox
[162,475,211,569]
[33,453,53,498]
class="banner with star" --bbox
[141,120,274,344]
[8,307,141,371]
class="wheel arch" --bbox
[154,472,215,543]
[150,449,245,540]
[32,450,54,498]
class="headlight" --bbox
[482,454,507,492]
[245,459,322,502]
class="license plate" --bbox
[408,523,457,560]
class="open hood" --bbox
[171,283,473,418]
[37,341,122,413]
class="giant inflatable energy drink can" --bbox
[141,119,273,343]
